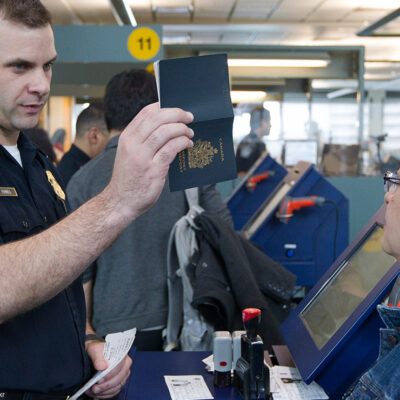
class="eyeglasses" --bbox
[384,171,400,193]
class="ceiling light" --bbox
[230,91,267,103]
[153,6,193,14]
[228,59,329,68]
[326,88,356,99]
[312,79,358,89]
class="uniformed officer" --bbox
[0,0,194,397]
[235,106,271,176]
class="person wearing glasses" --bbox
[344,170,400,399]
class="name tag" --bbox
[0,187,18,197]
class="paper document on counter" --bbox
[164,375,213,400]
[69,328,136,400]
[270,366,328,400]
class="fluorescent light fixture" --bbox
[163,35,191,44]
[228,59,329,68]
[326,88,356,99]
[231,91,267,103]
[312,79,358,89]
[153,6,194,14]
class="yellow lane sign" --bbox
[127,27,160,61]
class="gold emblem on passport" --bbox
[188,139,218,169]
[0,187,18,197]
[46,171,66,200]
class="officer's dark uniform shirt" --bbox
[57,144,90,186]
[235,132,266,174]
[0,133,90,392]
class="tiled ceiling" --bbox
[41,0,400,81]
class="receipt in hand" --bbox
[69,327,136,400]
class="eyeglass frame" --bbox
[384,171,400,193]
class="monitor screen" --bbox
[284,140,318,167]
[300,225,396,350]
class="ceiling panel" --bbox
[128,0,152,8]
[220,32,256,44]
[193,0,234,20]
[132,12,153,24]
[152,0,192,7]
[342,8,392,23]
[314,26,358,41]
[231,0,278,20]
[251,30,289,44]
[189,31,222,44]
[68,0,115,24]
[307,0,357,22]
[270,0,324,22]
[42,0,81,24]
[129,0,152,23]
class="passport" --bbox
[154,53,237,192]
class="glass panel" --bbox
[300,225,396,350]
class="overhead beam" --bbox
[109,0,137,26]
[357,8,400,37]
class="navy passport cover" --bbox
[156,53,236,191]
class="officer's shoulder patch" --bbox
[45,171,66,200]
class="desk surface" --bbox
[121,351,243,400]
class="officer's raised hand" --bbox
[104,102,194,221]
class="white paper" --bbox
[69,328,136,400]
[201,354,214,372]
[164,375,214,400]
[270,366,328,400]
[153,61,160,103]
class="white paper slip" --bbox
[270,366,328,400]
[272,379,329,400]
[69,327,136,400]
[201,354,214,372]
[164,375,214,400]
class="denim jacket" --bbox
[344,304,400,400]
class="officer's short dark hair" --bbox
[250,106,270,132]
[104,69,158,132]
[0,0,52,27]
[75,103,107,139]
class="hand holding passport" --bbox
[154,53,237,191]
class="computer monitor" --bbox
[283,140,318,167]
[281,205,400,398]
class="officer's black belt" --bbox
[0,391,80,400]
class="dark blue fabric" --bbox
[0,133,90,392]
[235,132,266,174]
[57,144,90,186]
[344,304,400,400]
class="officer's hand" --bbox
[85,340,132,398]
[104,102,194,221]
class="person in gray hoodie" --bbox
[67,68,232,351]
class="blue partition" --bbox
[247,163,349,287]
[226,154,287,231]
